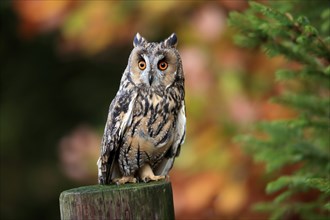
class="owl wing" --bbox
[155,100,186,176]
[97,90,137,184]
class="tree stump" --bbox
[59,180,175,220]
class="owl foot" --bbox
[113,176,137,185]
[139,164,165,182]
[142,175,166,182]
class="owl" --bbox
[97,33,186,184]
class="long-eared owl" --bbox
[97,33,186,184]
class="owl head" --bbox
[126,33,184,90]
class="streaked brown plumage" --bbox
[97,33,186,184]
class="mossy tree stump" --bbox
[59,180,174,220]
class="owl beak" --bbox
[148,73,154,85]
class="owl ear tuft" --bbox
[133,33,147,47]
[164,33,178,48]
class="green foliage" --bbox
[229,1,330,219]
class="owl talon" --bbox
[113,176,137,185]
[142,177,150,183]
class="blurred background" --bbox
[0,1,300,219]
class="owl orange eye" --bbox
[158,61,168,71]
[138,61,146,70]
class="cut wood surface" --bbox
[59,180,174,220]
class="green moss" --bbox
[62,180,169,193]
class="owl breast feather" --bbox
[119,89,180,173]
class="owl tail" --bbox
[97,155,112,184]
[97,156,122,184]
[97,157,107,184]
